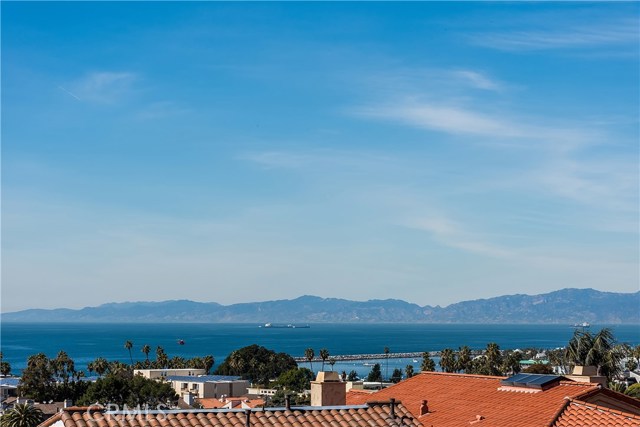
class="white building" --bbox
[166,375,249,399]
[134,368,206,379]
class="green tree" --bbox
[565,328,622,380]
[405,365,414,378]
[501,351,523,375]
[347,370,358,381]
[141,345,151,364]
[366,363,383,382]
[78,373,178,406]
[155,346,168,369]
[624,383,640,399]
[1,361,11,377]
[0,403,43,427]
[275,367,314,392]
[384,347,390,380]
[456,346,472,373]
[608,381,627,393]
[91,357,109,377]
[203,355,215,374]
[631,345,640,370]
[304,348,315,373]
[439,348,456,373]
[124,341,133,365]
[319,349,329,371]
[215,344,297,386]
[108,361,132,377]
[421,352,435,372]
[19,353,56,401]
[270,389,309,406]
[53,351,76,385]
[523,363,554,374]
[547,348,571,375]
[390,368,403,383]
[485,343,503,376]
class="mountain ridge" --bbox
[2,288,638,324]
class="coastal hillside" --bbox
[2,288,638,324]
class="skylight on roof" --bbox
[500,374,564,390]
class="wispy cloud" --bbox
[404,214,513,259]
[351,100,592,148]
[452,70,503,91]
[66,71,137,104]
[473,19,639,51]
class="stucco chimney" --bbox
[566,365,607,387]
[310,371,346,406]
[419,400,429,416]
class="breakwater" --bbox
[292,350,481,363]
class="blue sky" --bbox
[2,2,638,312]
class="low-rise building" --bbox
[134,369,206,379]
[134,369,249,399]
[166,375,249,399]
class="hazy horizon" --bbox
[3,287,639,314]
[2,2,638,312]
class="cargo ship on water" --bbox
[260,323,310,329]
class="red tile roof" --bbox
[552,399,640,427]
[38,402,422,427]
[347,372,609,427]
[197,398,225,409]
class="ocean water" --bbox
[1,323,638,377]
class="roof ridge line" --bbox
[420,371,506,380]
[569,399,640,419]
[546,396,571,427]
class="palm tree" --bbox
[456,346,472,373]
[0,352,7,377]
[53,351,75,385]
[92,357,109,377]
[319,349,329,371]
[482,343,503,375]
[405,364,414,378]
[384,347,390,380]
[439,348,456,373]
[421,352,435,372]
[141,344,151,363]
[304,348,315,373]
[124,340,133,365]
[328,357,336,371]
[203,355,215,374]
[156,346,168,368]
[0,403,44,427]
[565,328,621,379]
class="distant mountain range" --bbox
[2,288,638,324]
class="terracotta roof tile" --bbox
[40,402,422,427]
[553,400,640,427]
[346,371,603,427]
